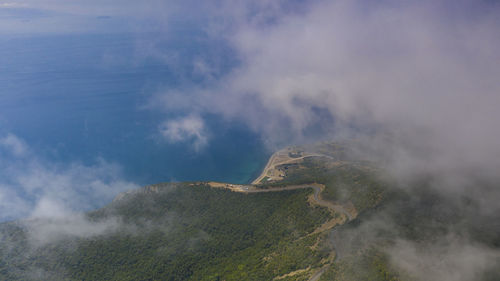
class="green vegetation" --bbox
[0,183,331,280]
[320,248,406,281]
[264,157,386,213]
[1,142,498,280]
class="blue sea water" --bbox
[0,32,269,186]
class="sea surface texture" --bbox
[0,33,268,186]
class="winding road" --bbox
[244,184,353,221]
[244,150,351,280]
[208,181,354,280]
[244,183,353,281]
[252,151,335,184]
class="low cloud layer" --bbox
[146,1,500,199]
[389,237,500,281]
[0,133,139,222]
[22,211,122,246]
[159,115,209,151]
[1,0,499,279]
[0,134,27,157]
[0,133,141,250]
[150,1,500,279]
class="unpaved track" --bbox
[209,182,353,280]
[309,266,328,281]
[246,151,349,280]
[243,183,352,281]
[252,153,334,184]
[245,184,353,221]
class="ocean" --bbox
[0,32,269,186]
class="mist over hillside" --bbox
[1,0,499,280]
[1,142,499,280]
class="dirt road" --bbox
[245,184,353,221]
[308,266,328,281]
[244,183,353,281]
[252,150,334,184]
[207,181,353,281]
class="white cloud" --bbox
[0,185,31,220]
[0,133,28,157]
[24,198,122,245]
[149,5,500,279]
[389,237,500,281]
[159,0,500,180]
[159,115,209,151]
[0,134,139,222]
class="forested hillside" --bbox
[1,143,499,280]
[0,183,332,280]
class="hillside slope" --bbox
[1,183,335,280]
[1,142,499,280]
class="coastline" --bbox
[251,150,280,184]
[244,151,273,185]
[251,147,329,185]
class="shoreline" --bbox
[251,150,281,184]
[251,147,331,185]
[244,151,274,185]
